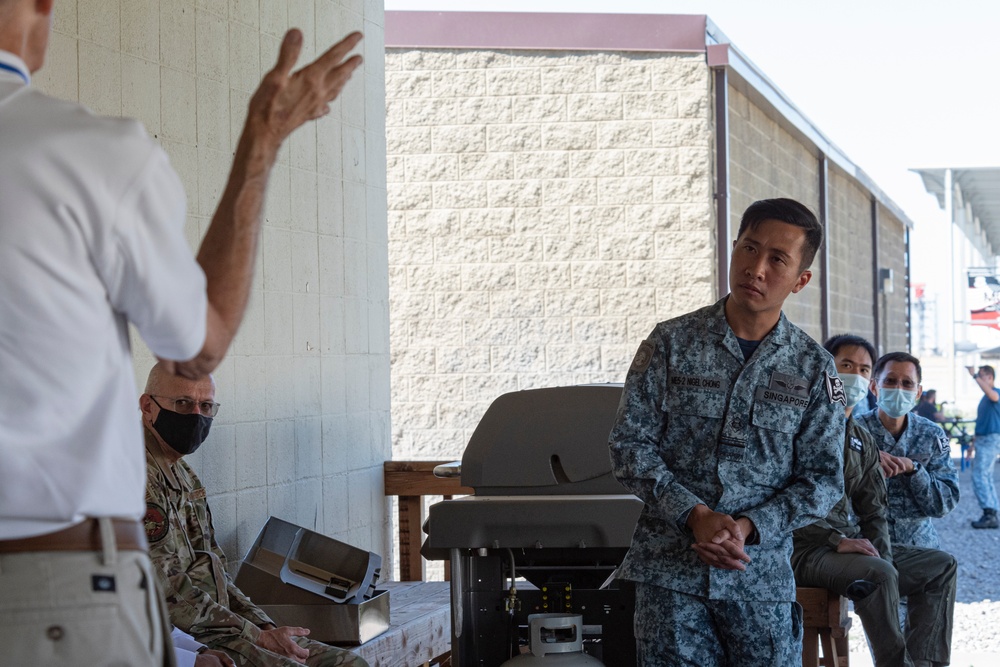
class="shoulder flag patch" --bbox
[630,340,655,373]
[825,372,846,406]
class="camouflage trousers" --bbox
[792,543,956,666]
[206,635,369,667]
[634,582,802,667]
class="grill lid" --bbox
[461,384,626,495]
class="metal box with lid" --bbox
[235,516,388,645]
[422,384,643,667]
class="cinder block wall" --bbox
[878,205,909,353]
[828,167,876,341]
[35,0,391,569]
[386,48,715,459]
[727,85,822,340]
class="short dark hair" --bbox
[736,198,823,270]
[823,334,877,368]
[923,389,937,401]
[980,365,995,380]
[873,351,922,383]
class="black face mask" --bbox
[152,405,213,457]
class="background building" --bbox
[386,11,913,460]
[913,167,1000,415]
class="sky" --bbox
[384,0,1000,311]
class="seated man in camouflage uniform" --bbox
[792,335,956,667]
[141,363,368,667]
[856,352,960,549]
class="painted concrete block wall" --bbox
[386,48,715,459]
[727,85,822,340]
[828,167,876,342]
[878,206,910,353]
[35,0,391,571]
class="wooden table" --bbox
[347,581,451,667]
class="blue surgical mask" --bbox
[838,373,870,409]
[878,388,919,419]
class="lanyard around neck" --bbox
[0,62,29,85]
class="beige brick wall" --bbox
[36,0,391,567]
[387,48,715,459]
[828,166,876,341]
[878,205,910,353]
[727,85,822,340]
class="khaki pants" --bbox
[0,519,174,667]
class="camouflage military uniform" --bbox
[855,410,960,548]
[609,299,845,666]
[144,428,367,667]
[792,418,957,666]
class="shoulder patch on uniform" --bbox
[825,372,846,405]
[630,340,655,373]
[849,436,864,452]
[144,503,169,544]
[937,433,950,454]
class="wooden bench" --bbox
[346,581,451,667]
[798,587,851,667]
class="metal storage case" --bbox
[235,516,388,645]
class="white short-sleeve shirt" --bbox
[0,51,208,539]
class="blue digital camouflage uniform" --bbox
[792,417,957,666]
[144,428,368,667]
[855,410,960,548]
[609,298,845,666]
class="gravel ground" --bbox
[848,448,1000,665]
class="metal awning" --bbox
[913,167,1000,258]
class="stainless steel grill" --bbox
[422,385,642,667]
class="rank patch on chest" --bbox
[825,372,846,405]
[144,503,169,544]
[850,436,864,452]
[769,371,809,397]
[630,340,654,373]
[189,487,207,501]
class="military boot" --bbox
[971,508,999,529]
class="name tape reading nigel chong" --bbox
[669,374,729,391]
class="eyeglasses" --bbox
[150,395,221,417]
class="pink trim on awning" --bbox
[386,11,708,53]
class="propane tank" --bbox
[499,614,604,667]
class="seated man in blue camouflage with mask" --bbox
[855,352,960,549]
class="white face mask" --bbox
[837,373,870,409]
[878,388,919,419]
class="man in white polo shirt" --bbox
[0,0,362,663]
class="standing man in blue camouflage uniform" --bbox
[609,198,845,667]
[966,364,1000,529]
[793,335,956,667]
[856,353,960,549]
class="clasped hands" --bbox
[686,504,755,571]
[878,450,914,477]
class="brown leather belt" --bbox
[0,518,147,553]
